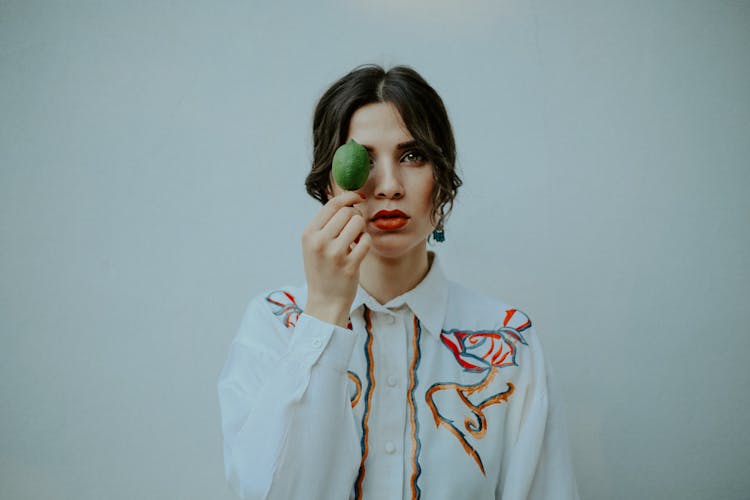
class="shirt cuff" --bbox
[286,313,356,373]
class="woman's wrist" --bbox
[304,299,351,328]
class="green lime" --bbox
[332,138,370,191]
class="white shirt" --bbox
[218,253,579,500]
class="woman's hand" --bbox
[302,191,372,327]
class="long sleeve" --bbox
[497,330,580,500]
[217,293,362,499]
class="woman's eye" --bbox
[402,151,425,164]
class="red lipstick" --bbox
[371,210,409,231]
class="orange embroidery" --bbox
[426,368,514,474]
[347,371,362,408]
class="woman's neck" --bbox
[358,244,431,305]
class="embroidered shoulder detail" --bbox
[502,308,531,334]
[265,290,303,328]
[440,308,531,373]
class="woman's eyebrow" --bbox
[361,140,418,153]
[397,140,418,150]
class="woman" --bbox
[218,65,579,500]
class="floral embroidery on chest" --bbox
[427,308,531,474]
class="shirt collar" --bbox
[350,251,449,338]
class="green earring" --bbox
[432,218,445,242]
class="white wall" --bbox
[2,1,748,499]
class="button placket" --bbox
[367,309,408,498]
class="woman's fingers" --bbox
[330,212,365,255]
[346,232,371,266]
[320,206,361,241]
[309,191,364,231]
[302,189,369,282]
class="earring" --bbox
[432,220,445,243]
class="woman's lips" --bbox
[371,210,409,231]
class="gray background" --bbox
[2,1,749,499]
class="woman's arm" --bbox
[219,191,371,499]
[218,298,361,499]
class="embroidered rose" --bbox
[440,309,530,373]
[429,310,531,472]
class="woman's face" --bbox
[329,102,436,260]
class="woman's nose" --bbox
[372,161,404,199]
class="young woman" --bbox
[218,65,579,500]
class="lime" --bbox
[332,139,370,191]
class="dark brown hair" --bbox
[305,64,462,228]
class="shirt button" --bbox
[387,375,397,387]
[384,441,396,454]
[311,338,323,348]
[383,315,395,325]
